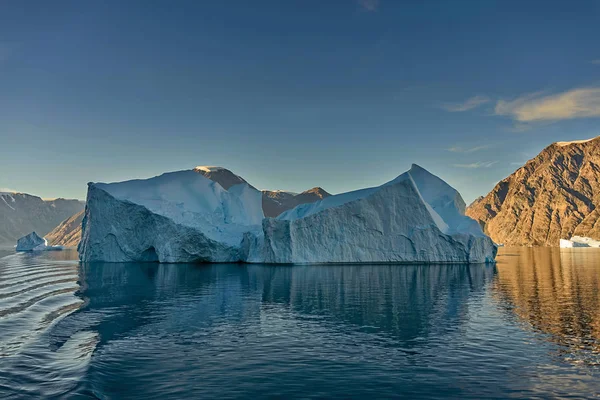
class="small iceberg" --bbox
[560,236,600,248]
[16,232,49,251]
[16,232,63,252]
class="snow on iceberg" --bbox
[78,170,264,262]
[79,165,497,264]
[16,232,49,251]
[250,164,496,263]
[560,236,600,248]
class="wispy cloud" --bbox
[447,145,490,153]
[441,95,490,112]
[358,0,380,11]
[0,187,18,193]
[452,161,498,169]
[592,59,600,65]
[495,87,600,122]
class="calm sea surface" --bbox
[0,247,599,399]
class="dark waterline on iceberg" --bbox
[0,248,599,398]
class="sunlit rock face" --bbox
[467,136,600,246]
[46,210,84,247]
[79,165,496,264]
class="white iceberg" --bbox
[78,170,264,262]
[248,164,496,264]
[78,165,497,264]
[560,236,600,248]
[16,232,49,251]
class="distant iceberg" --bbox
[78,165,497,264]
[16,232,49,251]
[560,236,600,248]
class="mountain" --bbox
[194,166,331,217]
[0,192,84,244]
[193,166,249,189]
[45,210,85,247]
[262,187,330,217]
[466,136,600,246]
[78,165,496,263]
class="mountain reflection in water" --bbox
[494,247,600,366]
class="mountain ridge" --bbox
[466,136,600,246]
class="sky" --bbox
[1,0,600,203]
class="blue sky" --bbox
[1,0,599,203]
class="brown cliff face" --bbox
[45,210,84,247]
[466,137,600,246]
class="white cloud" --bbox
[495,87,600,122]
[358,0,379,11]
[0,187,18,193]
[592,60,600,65]
[447,145,490,153]
[452,161,498,169]
[441,95,490,112]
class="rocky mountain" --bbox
[466,136,600,246]
[0,192,84,244]
[262,187,330,217]
[194,166,331,217]
[45,210,85,247]
[193,166,248,190]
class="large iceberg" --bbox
[79,165,497,264]
[78,170,264,262]
[247,164,496,263]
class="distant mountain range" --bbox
[466,136,600,246]
[0,192,84,244]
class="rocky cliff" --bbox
[466,136,600,246]
[45,210,84,247]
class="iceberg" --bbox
[16,232,49,251]
[560,236,600,248]
[248,164,496,263]
[79,165,497,264]
[78,170,264,262]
